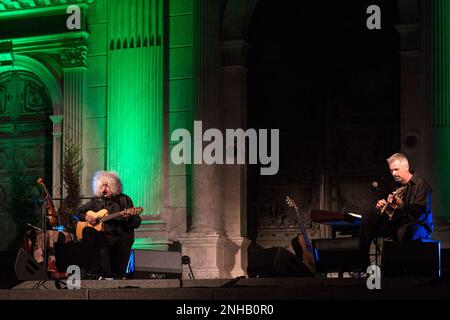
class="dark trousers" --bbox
[359,208,430,265]
[82,228,134,278]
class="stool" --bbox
[381,239,441,277]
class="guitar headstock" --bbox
[37,178,44,186]
[285,196,298,210]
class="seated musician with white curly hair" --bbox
[74,171,142,279]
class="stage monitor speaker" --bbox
[0,249,23,288]
[14,248,48,281]
[312,237,363,273]
[0,250,18,279]
[55,242,111,275]
[382,240,441,277]
[131,250,182,279]
[247,246,312,278]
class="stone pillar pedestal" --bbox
[226,236,251,278]
[178,232,229,279]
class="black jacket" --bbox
[396,172,434,234]
[74,193,142,244]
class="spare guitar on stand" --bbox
[36,178,62,279]
[286,196,316,274]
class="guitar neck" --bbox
[100,208,141,222]
[101,210,125,222]
[294,208,312,252]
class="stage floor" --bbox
[1,277,450,300]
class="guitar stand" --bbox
[31,278,67,290]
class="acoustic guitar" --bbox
[286,196,315,273]
[76,207,143,240]
[380,185,407,220]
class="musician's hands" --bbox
[85,214,96,224]
[387,193,403,205]
[387,194,395,203]
[394,195,404,207]
[376,199,387,210]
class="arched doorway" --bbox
[245,0,401,248]
[0,70,53,249]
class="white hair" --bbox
[92,171,123,197]
[387,153,409,167]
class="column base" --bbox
[226,235,251,278]
[178,232,251,279]
[178,232,227,279]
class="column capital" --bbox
[395,23,421,53]
[49,114,63,137]
[58,46,88,70]
[221,39,249,68]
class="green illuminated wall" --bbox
[85,0,194,224]
[431,0,450,222]
[106,0,164,216]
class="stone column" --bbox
[59,46,87,196]
[221,39,251,277]
[49,115,63,199]
[190,0,223,233]
[422,0,450,227]
[178,0,228,279]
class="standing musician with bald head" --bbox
[74,171,142,279]
[359,153,434,264]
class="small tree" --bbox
[58,138,84,229]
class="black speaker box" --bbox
[312,237,363,273]
[0,250,19,280]
[247,246,312,278]
[55,242,111,275]
[131,250,182,279]
[382,240,441,277]
[0,250,23,288]
[14,248,48,281]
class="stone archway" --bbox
[0,69,54,249]
[220,0,416,252]
[1,54,64,199]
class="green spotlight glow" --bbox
[107,0,164,217]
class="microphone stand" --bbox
[182,255,195,279]
[42,199,48,281]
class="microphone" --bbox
[372,181,381,191]
[372,181,385,199]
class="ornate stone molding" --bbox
[0,0,94,12]
[58,45,87,69]
[49,114,63,138]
